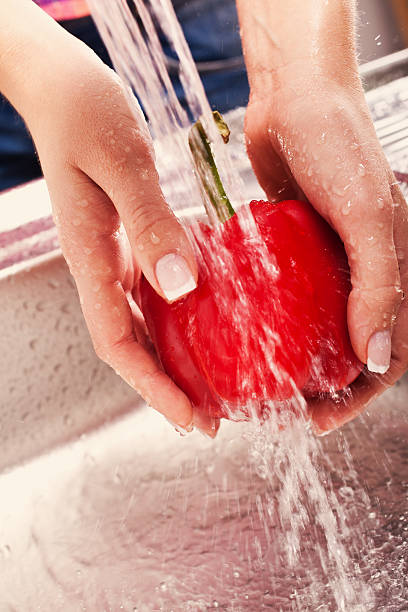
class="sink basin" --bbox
[1,53,408,611]
[1,379,407,611]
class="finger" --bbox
[75,84,198,304]
[193,407,220,439]
[48,166,194,431]
[311,181,408,434]
[278,109,403,370]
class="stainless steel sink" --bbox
[1,378,407,611]
[1,52,408,611]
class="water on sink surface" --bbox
[1,378,407,611]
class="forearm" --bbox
[236,0,359,95]
[0,0,99,127]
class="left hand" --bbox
[236,0,408,432]
[244,72,407,433]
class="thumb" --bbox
[85,115,198,303]
[320,186,402,373]
[345,197,403,374]
[116,169,198,303]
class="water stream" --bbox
[72,2,406,609]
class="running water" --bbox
[84,1,386,609]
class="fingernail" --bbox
[198,429,216,440]
[313,425,335,437]
[367,330,391,374]
[184,421,194,433]
[166,417,194,435]
[155,253,197,302]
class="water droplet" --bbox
[0,544,11,559]
[72,217,82,227]
[212,601,219,609]
[341,201,352,216]
[174,425,187,437]
[233,570,240,578]
[159,581,167,592]
[339,485,354,500]
[150,232,160,244]
[357,163,366,177]
[332,185,347,197]
[113,467,123,484]
[378,198,385,209]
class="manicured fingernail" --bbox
[367,330,391,374]
[313,425,335,437]
[166,417,194,435]
[155,253,197,302]
[183,421,194,433]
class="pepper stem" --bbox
[188,111,235,224]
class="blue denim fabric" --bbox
[0,15,113,191]
[0,99,42,191]
[0,3,249,191]
[168,0,249,112]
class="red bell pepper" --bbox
[139,114,363,420]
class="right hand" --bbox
[0,1,219,435]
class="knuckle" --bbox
[353,283,402,314]
[128,206,179,244]
[93,332,135,364]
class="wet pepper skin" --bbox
[140,200,363,420]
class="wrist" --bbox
[236,0,360,98]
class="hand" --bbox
[0,1,219,435]
[245,76,407,432]
[237,0,408,432]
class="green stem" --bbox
[188,111,235,224]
